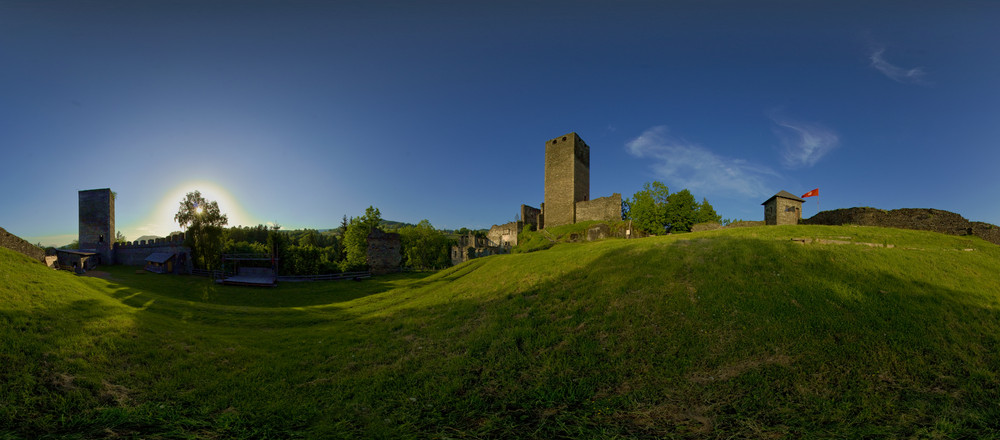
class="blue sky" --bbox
[3,1,999,246]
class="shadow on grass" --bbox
[299,235,1000,439]
[7,235,1000,439]
[98,265,435,308]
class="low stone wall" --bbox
[0,226,45,263]
[691,222,724,232]
[802,207,1000,246]
[575,193,622,223]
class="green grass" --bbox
[3,225,1000,438]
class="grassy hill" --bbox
[3,225,1000,438]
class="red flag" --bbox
[801,188,819,198]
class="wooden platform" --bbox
[220,267,276,287]
[220,275,276,287]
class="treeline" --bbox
[622,181,722,235]
[191,206,455,274]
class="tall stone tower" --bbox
[79,188,115,264]
[544,132,590,228]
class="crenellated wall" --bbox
[113,232,192,273]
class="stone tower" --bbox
[79,188,115,263]
[762,190,804,225]
[544,132,590,228]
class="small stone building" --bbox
[367,229,402,274]
[762,191,805,225]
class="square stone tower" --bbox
[79,188,115,263]
[544,132,590,228]
[762,190,804,225]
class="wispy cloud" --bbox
[770,116,838,168]
[869,47,927,85]
[625,126,777,198]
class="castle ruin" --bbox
[458,132,623,260]
[63,188,192,273]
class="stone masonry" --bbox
[544,132,590,228]
[79,188,115,264]
[367,228,402,274]
[0,226,45,263]
[762,191,804,226]
[575,193,622,224]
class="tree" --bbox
[338,215,349,236]
[342,206,382,271]
[665,189,698,232]
[398,220,452,269]
[175,191,229,269]
[626,181,670,235]
[696,198,722,224]
[116,230,127,244]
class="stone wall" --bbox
[367,229,401,274]
[764,197,802,226]
[802,207,1000,246]
[520,205,541,230]
[575,193,622,223]
[113,232,192,273]
[488,221,520,247]
[79,188,115,263]
[544,133,590,228]
[0,226,45,263]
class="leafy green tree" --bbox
[342,206,382,271]
[115,231,127,244]
[697,198,722,224]
[626,181,670,235]
[398,220,452,269]
[175,191,229,270]
[665,189,698,232]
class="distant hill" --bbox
[134,235,161,242]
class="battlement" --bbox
[114,232,186,249]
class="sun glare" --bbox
[128,180,259,238]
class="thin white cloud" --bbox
[869,47,927,85]
[770,117,838,168]
[626,126,777,198]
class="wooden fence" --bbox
[191,269,372,282]
[276,271,371,282]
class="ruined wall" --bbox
[488,221,520,247]
[367,229,401,274]
[544,133,590,228]
[0,226,45,263]
[114,233,192,273]
[79,188,115,263]
[802,207,1000,246]
[764,198,802,225]
[575,193,622,223]
[520,205,541,230]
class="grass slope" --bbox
[3,225,1000,438]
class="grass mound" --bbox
[3,225,1000,438]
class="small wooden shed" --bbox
[145,252,175,274]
